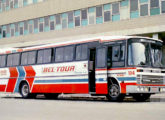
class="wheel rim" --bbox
[109,85,120,98]
[22,84,29,97]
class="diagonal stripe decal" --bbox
[14,66,26,92]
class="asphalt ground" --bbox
[0,93,165,120]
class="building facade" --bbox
[0,0,165,48]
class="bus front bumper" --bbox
[126,85,165,93]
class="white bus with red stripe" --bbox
[0,36,165,101]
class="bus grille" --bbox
[137,75,165,85]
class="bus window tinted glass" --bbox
[0,55,6,67]
[64,46,74,61]
[21,52,28,65]
[7,55,12,67]
[12,54,20,66]
[120,45,125,60]
[55,48,64,62]
[37,50,44,64]
[44,49,52,63]
[76,44,88,60]
[28,51,36,65]
[96,48,106,68]
[112,46,120,61]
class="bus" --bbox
[0,36,165,101]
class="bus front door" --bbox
[95,47,108,94]
[89,48,96,93]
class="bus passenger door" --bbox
[89,48,96,93]
[95,47,108,94]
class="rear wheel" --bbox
[20,82,36,99]
[106,84,125,102]
[44,93,59,99]
[132,93,151,102]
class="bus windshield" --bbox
[128,39,164,67]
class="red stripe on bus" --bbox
[0,85,6,92]
[6,67,18,92]
[96,67,136,71]
[24,66,36,90]
[120,83,137,93]
[96,83,108,94]
[32,84,89,94]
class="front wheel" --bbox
[106,84,125,102]
[132,93,151,102]
[20,82,36,99]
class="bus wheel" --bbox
[106,84,125,102]
[20,82,35,99]
[44,93,59,99]
[132,93,151,102]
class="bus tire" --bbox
[44,93,59,99]
[132,93,151,102]
[106,83,125,102]
[20,82,36,99]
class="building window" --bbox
[103,4,111,22]
[10,0,14,9]
[24,21,28,35]
[88,7,96,25]
[96,6,103,24]
[68,11,74,28]
[62,13,68,29]
[130,0,138,11]
[50,15,55,30]
[161,1,165,13]
[28,20,33,34]
[74,10,81,27]
[150,0,160,15]
[44,16,50,31]
[81,9,88,26]
[112,3,119,15]
[39,23,43,32]
[150,0,159,8]
[34,19,39,33]
[55,14,62,30]
[6,25,10,37]
[140,4,148,16]
[11,28,15,37]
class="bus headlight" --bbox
[145,87,149,92]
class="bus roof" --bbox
[0,36,162,55]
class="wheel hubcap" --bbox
[109,85,120,97]
[22,85,29,96]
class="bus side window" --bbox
[64,46,74,61]
[112,46,120,61]
[21,52,28,65]
[76,44,88,61]
[28,51,37,65]
[37,49,52,64]
[0,55,6,67]
[111,44,125,67]
[55,47,64,62]
[96,48,106,68]
[7,53,20,67]
[120,45,125,61]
